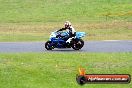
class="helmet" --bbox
[64,21,71,28]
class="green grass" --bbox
[0,0,131,41]
[0,0,131,23]
[0,21,132,41]
[0,52,132,88]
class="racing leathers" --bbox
[57,26,76,43]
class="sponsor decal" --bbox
[76,68,131,85]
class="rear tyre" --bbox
[71,39,84,50]
[45,41,54,50]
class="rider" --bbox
[57,21,76,43]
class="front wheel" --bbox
[45,41,54,50]
[71,39,84,50]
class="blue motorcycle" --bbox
[45,31,86,50]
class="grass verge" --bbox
[0,52,132,88]
[0,0,131,41]
[0,21,132,41]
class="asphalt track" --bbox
[0,40,132,53]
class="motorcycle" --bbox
[45,30,86,50]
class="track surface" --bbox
[0,40,132,53]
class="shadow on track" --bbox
[44,48,84,52]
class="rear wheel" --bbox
[71,39,84,50]
[45,41,54,50]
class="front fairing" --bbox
[49,32,56,41]
[50,32,56,38]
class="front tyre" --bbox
[72,39,84,50]
[45,41,54,50]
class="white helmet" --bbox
[64,21,71,28]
